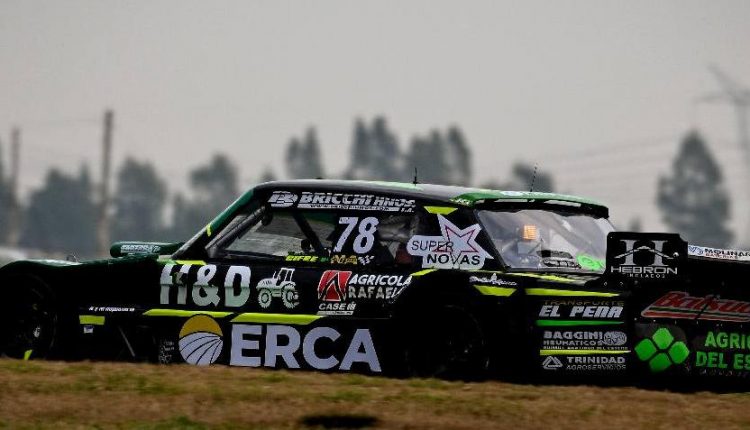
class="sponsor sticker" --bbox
[318,270,355,315]
[407,215,493,270]
[347,273,411,301]
[179,315,224,366]
[634,326,689,373]
[468,273,517,287]
[256,268,299,309]
[268,191,298,208]
[121,243,161,254]
[160,264,252,308]
[230,324,381,372]
[542,330,628,351]
[541,355,626,372]
[87,306,135,313]
[268,191,415,213]
[286,254,330,263]
[317,271,409,315]
[158,340,176,364]
[539,300,625,319]
[641,291,750,323]
[611,239,677,278]
[688,245,750,262]
[542,356,563,370]
[330,254,375,266]
[562,355,626,371]
[694,331,750,377]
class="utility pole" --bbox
[97,110,114,256]
[698,65,750,244]
[7,127,21,246]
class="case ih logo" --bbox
[318,270,352,302]
[607,234,683,280]
[642,291,750,323]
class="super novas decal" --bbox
[407,215,493,269]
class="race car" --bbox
[1,179,748,382]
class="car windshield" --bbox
[477,209,614,273]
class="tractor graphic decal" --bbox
[256,268,299,309]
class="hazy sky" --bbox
[1,1,749,234]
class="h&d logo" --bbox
[179,315,224,366]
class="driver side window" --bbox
[210,207,336,258]
[227,212,309,256]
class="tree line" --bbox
[0,118,737,257]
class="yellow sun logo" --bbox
[178,315,223,365]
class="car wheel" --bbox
[403,304,489,380]
[0,276,58,360]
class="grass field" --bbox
[0,359,749,430]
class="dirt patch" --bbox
[0,359,749,429]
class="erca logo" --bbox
[230,325,381,372]
[268,191,298,208]
[611,239,677,279]
[318,270,352,302]
[179,315,224,366]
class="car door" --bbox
[201,201,334,316]
[197,195,419,318]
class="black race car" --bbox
[1,180,748,382]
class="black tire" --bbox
[0,275,58,360]
[402,304,489,380]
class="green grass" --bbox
[1,359,750,430]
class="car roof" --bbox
[195,179,608,253]
[253,179,607,211]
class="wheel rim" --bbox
[406,307,487,378]
[1,284,56,359]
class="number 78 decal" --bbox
[334,217,379,254]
